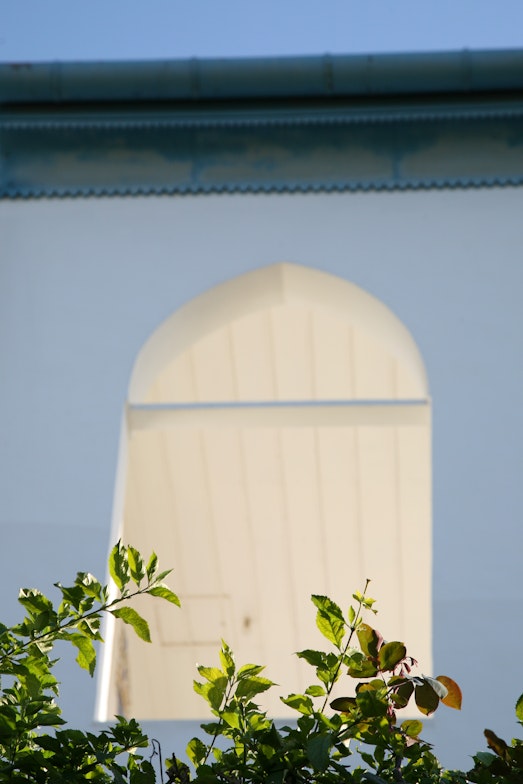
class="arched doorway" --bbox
[97,263,431,720]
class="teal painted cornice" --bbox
[2,50,523,198]
[3,50,523,104]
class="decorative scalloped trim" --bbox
[3,174,523,200]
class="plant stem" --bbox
[319,578,371,716]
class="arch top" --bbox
[128,262,429,404]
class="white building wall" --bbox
[1,187,522,769]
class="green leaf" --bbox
[305,685,326,697]
[356,685,388,718]
[436,675,462,710]
[186,737,208,767]
[68,634,97,676]
[516,693,523,723]
[109,541,129,592]
[197,666,227,685]
[311,595,345,622]
[356,624,382,659]
[55,582,86,610]
[237,663,265,678]
[111,607,151,642]
[152,569,172,584]
[296,649,326,667]
[235,676,273,701]
[127,546,146,585]
[401,719,423,738]
[474,751,497,767]
[75,572,103,600]
[316,612,345,648]
[414,682,439,716]
[219,642,235,676]
[306,733,332,771]
[378,641,406,671]
[311,596,346,648]
[146,551,158,580]
[347,657,378,679]
[194,680,226,712]
[147,584,181,607]
[221,710,241,729]
[18,588,54,617]
[330,697,356,712]
[281,693,313,715]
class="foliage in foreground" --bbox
[0,543,179,782]
[0,545,521,783]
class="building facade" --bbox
[1,50,523,769]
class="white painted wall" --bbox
[1,187,522,769]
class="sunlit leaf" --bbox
[18,588,53,617]
[186,737,208,767]
[147,584,181,606]
[311,595,344,621]
[296,649,326,667]
[75,572,103,601]
[108,542,129,592]
[316,612,345,648]
[312,595,345,647]
[237,663,265,679]
[146,551,158,580]
[347,657,378,679]
[68,634,97,676]
[111,607,151,642]
[378,641,406,671]
[235,675,273,700]
[197,667,227,686]
[221,710,241,729]
[219,642,235,677]
[281,693,314,715]
[305,685,326,697]
[516,693,523,723]
[127,546,145,585]
[401,719,423,738]
[356,624,382,659]
[436,675,462,710]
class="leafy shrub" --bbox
[179,582,462,784]
[0,542,179,782]
[0,546,521,783]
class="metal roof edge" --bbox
[2,48,523,105]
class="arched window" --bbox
[96,263,431,721]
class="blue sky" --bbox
[2,0,523,62]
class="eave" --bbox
[2,49,523,198]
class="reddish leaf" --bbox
[436,675,462,710]
[485,729,510,761]
[391,680,414,709]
